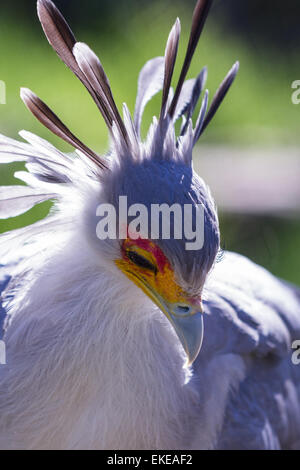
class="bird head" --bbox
[10,0,238,365]
[94,155,220,364]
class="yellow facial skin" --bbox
[115,237,204,365]
[116,240,187,307]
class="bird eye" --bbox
[127,250,157,273]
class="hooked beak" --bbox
[166,305,204,366]
[115,239,204,365]
[124,269,204,365]
[154,298,204,366]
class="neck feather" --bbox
[2,232,199,449]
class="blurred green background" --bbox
[0,0,299,284]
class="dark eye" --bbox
[127,251,157,273]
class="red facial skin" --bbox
[123,237,169,273]
[120,232,202,308]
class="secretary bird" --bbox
[0,0,299,450]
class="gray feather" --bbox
[0,151,31,164]
[172,78,196,123]
[0,215,69,260]
[122,104,139,158]
[169,0,213,117]
[0,134,37,163]
[37,0,126,149]
[0,131,75,184]
[0,186,55,219]
[19,130,71,163]
[200,61,239,137]
[160,18,181,120]
[73,42,128,143]
[134,56,164,136]
[193,89,209,144]
[37,0,102,116]
[180,67,207,135]
[20,87,105,169]
[25,161,71,184]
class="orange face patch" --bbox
[115,236,200,307]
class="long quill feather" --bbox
[20,88,106,169]
[169,0,213,117]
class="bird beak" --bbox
[167,307,204,366]
[151,296,204,366]
[115,239,204,365]
[119,265,204,365]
